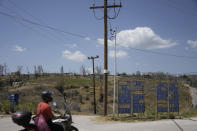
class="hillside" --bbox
[0,74,196,118]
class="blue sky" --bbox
[0,0,197,74]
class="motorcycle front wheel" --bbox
[69,125,78,131]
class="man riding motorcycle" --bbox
[37,91,64,131]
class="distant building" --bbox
[142,73,153,79]
[11,72,20,76]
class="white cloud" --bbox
[136,62,140,66]
[13,45,26,52]
[87,67,92,74]
[64,44,77,49]
[85,37,91,41]
[62,50,86,62]
[109,50,128,58]
[97,27,177,50]
[185,47,189,51]
[187,40,197,48]
[97,38,114,47]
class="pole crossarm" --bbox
[90,5,122,9]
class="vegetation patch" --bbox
[0,73,197,121]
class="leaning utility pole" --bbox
[90,0,122,116]
[88,55,99,114]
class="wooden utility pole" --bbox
[88,55,99,114]
[90,0,122,116]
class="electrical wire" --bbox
[130,47,197,59]
[93,5,104,20]
[7,0,45,24]
[92,0,104,20]
[0,8,197,60]
[107,0,117,19]
[107,0,121,19]
[0,10,97,40]
[158,0,197,17]
[5,0,74,44]
[0,6,77,48]
[91,0,121,20]
[0,5,73,46]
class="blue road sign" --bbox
[9,94,15,102]
[132,81,145,113]
[157,107,168,112]
[118,85,131,114]
[157,82,168,113]
[9,94,19,104]
[133,94,145,113]
[169,83,179,112]
[136,81,141,86]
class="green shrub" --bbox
[78,95,83,104]
[72,104,81,112]
[70,86,80,89]
[160,115,168,119]
[55,80,65,94]
[91,101,94,106]
[169,114,175,119]
[73,90,79,96]
[0,100,11,114]
[0,79,6,88]
[84,86,89,89]
[19,102,37,113]
[85,95,89,100]
[99,94,103,103]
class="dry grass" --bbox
[0,75,195,119]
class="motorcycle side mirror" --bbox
[52,102,57,107]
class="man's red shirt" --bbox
[37,102,52,121]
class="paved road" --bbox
[0,116,23,131]
[73,116,197,131]
[1,115,197,131]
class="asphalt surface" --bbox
[0,116,22,131]
[73,116,197,131]
[1,115,197,131]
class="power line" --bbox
[7,0,45,24]
[6,0,74,43]
[107,0,122,19]
[0,5,72,46]
[158,0,197,17]
[91,0,122,20]
[92,0,104,20]
[0,9,197,60]
[0,10,94,40]
[130,47,197,59]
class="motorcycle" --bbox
[12,98,78,131]
[52,101,78,131]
